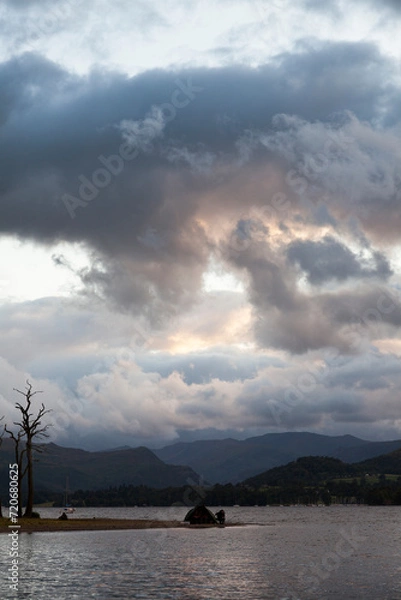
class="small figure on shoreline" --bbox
[58,511,68,520]
[215,509,225,525]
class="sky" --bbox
[1,0,401,450]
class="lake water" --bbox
[1,506,401,599]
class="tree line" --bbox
[33,473,401,508]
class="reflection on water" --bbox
[1,506,401,599]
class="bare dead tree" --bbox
[12,381,51,518]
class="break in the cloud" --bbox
[0,0,401,449]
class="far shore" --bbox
[0,517,239,533]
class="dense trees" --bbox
[36,472,401,508]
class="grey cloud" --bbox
[1,294,401,446]
[322,287,401,330]
[0,52,67,124]
[359,0,401,13]
[1,41,396,205]
[3,0,55,6]
[224,222,401,353]
[136,349,282,385]
[302,0,401,15]
[287,236,393,284]
[238,349,401,433]
[0,39,395,203]
[0,39,400,336]
[253,112,401,236]
[380,0,401,11]
[301,0,341,14]
[223,229,346,353]
[323,351,401,391]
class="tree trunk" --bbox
[23,437,34,517]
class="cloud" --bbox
[223,222,401,354]
[0,43,398,326]
[287,236,393,284]
[0,293,401,449]
[0,44,400,344]
[302,0,401,16]
[1,21,401,448]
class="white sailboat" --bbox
[63,476,75,513]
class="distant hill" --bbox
[155,432,401,484]
[242,448,401,489]
[334,441,401,464]
[357,448,401,475]
[243,456,357,488]
[0,439,199,494]
[2,431,400,499]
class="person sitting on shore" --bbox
[215,509,225,524]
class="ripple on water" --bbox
[0,506,401,599]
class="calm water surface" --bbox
[1,506,400,599]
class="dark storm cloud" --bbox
[380,0,401,11]
[224,223,401,354]
[0,39,400,329]
[0,39,395,233]
[0,52,67,124]
[301,0,401,15]
[287,236,393,284]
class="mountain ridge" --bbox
[154,431,401,483]
[0,438,199,493]
[2,431,401,493]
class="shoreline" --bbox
[0,518,238,533]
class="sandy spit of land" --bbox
[0,518,237,533]
[0,517,187,533]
